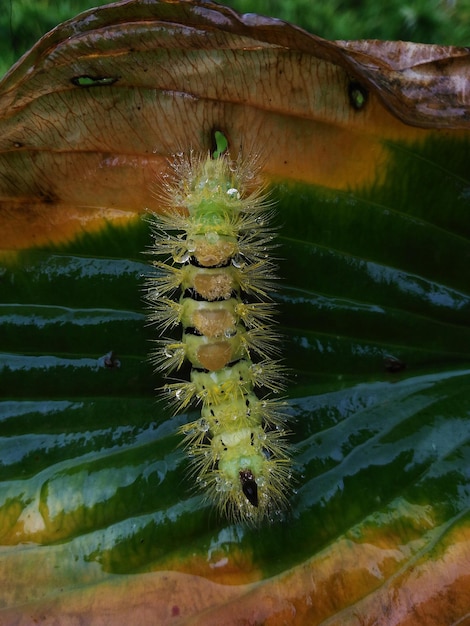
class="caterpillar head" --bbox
[209,427,290,524]
[239,469,258,506]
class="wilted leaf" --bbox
[0,0,470,624]
[1,0,469,250]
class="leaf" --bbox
[1,1,470,624]
[1,0,469,250]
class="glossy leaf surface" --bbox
[0,1,469,624]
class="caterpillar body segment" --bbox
[146,143,292,524]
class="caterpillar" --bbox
[146,133,292,524]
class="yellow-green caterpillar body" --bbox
[146,139,292,524]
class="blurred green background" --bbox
[1,0,470,78]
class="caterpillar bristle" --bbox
[146,262,183,296]
[243,327,282,360]
[150,338,186,373]
[236,260,279,299]
[235,301,277,329]
[257,397,290,428]
[162,380,198,413]
[250,360,288,393]
[146,136,293,525]
[147,298,181,331]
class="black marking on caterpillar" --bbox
[145,132,292,525]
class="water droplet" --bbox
[252,364,263,377]
[206,231,219,244]
[199,419,210,432]
[227,187,240,199]
[231,256,245,269]
[174,251,190,263]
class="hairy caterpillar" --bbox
[146,133,292,524]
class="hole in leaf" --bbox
[211,129,229,159]
[348,81,368,110]
[71,75,119,87]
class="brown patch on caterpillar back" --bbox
[192,308,236,338]
[189,234,237,267]
[193,270,234,301]
[197,342,232,371]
